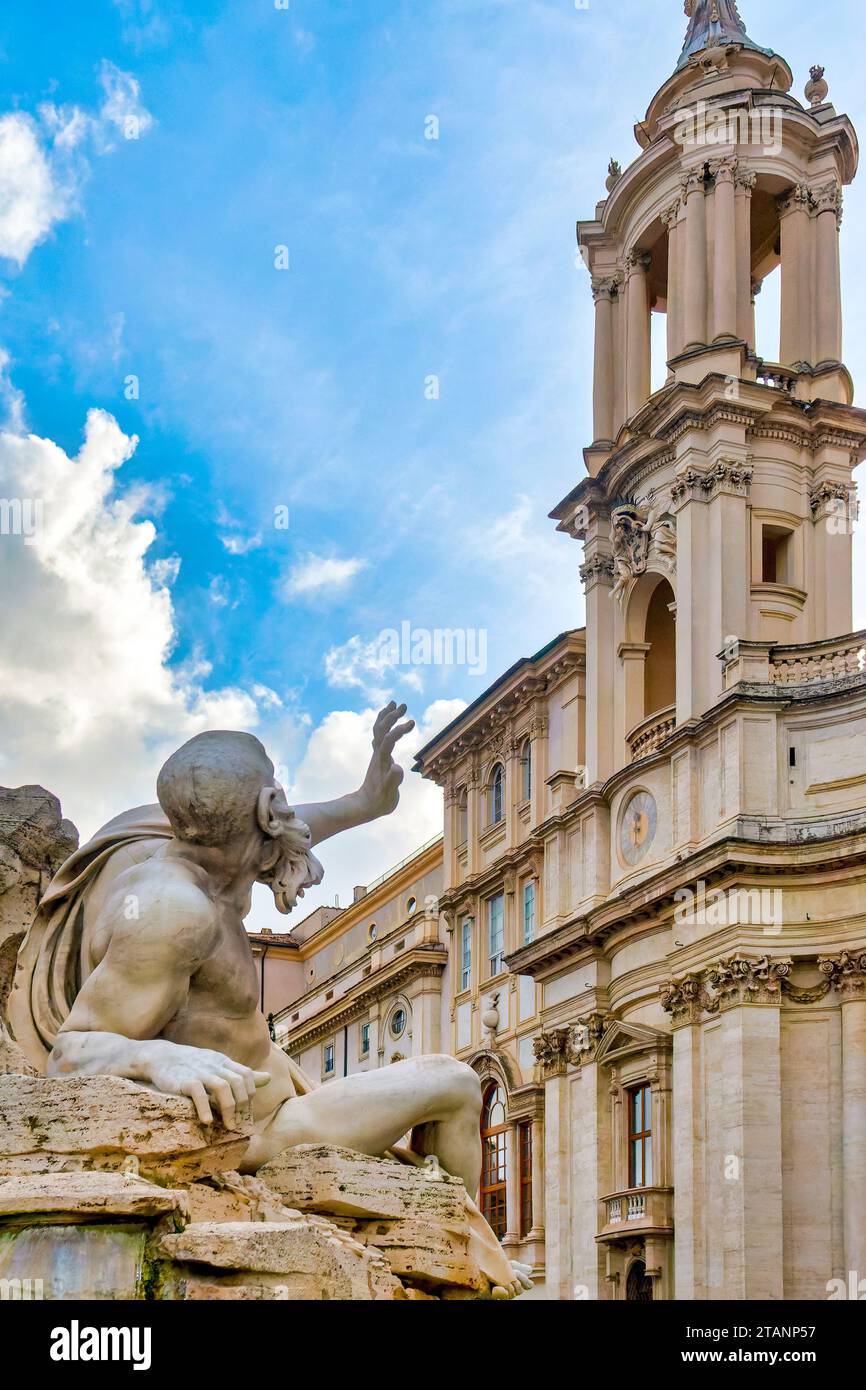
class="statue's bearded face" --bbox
[257,792,324,914]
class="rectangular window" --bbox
[460,917,472,992]
[628,1083,653,1188]
[523,881,536,945]
[487,893,505,977]
[519,1121,533,1238]
[360,1022,370,1056]
[761,524,791,584]
[323,1042,335,1076]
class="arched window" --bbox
[489,763,505,825]
[643,577,676,718]
[457,787,468,845]
[480,1083,508,1240]
[520,739,532,802]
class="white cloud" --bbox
[221,531,262,556]
[324,631,425,702]
[282,553,367,599]
[0,409,299,836]
[0,66,153,268]
[149,553,181,587]
[0,347,26,432]
[0,114,64,266]
[97,60,155,146]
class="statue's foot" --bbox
[491,1260,534,1300]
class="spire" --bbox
[676,0,774,71]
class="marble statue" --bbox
[9,703,531,1298]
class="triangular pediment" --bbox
[594,1019,670,1065]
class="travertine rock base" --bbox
[0,1075,252,1180]
[0,1079,492,1300]
[258,1143,486,1292]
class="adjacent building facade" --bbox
[273,838,447,1083]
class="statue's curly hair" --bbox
[157,730,274,847]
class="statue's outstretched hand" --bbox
[138,1039,270,1128]
[360,702,415,819]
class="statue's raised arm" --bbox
[292,701,415,847]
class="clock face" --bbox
[619,790,658,867]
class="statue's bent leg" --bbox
[243,1054,482,1195]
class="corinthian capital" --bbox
[591,274,621,303]
[709,155,738,184]
[813,179,843,226]
[681,167,706,198]
[818,949,866,998]
[735,167,757,192]
[533,1027,578,1078]
[626,248,652,274]
[777,183,810,218]
[579,553,615,590]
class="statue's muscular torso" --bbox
[72,843,298,1122]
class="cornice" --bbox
[418,644,585,783]
[506,826,866,978]
[277,945,447,1048]
[440,840,545,914]
[661,947,866,1028]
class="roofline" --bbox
[288,834,444,956]
[413,629,585,769]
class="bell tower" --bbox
[553,0,866,785]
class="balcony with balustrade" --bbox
[721,632,866,694]
[627,704,677,764]
[597,1186,674,1244]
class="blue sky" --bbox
[0,0,864,920]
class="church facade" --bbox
[416,0,866,1301]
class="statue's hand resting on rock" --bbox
[21,701,531,1297]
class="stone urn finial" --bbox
[605,158,622,194]
[805,65,829,107]
[481,993,501,1040]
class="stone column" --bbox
[778,184,811,367]
[710,157,738,341]
[821,952,866,1284]
[466,772,480,876]
[503,1123,521,1248]
[662,200,682,365]
[591,277,618,442]
[530,1115,545,1239]
[618,641,651,766]
[625,251,651,419]
[663,963,786,1301]
[814,180,844,364]
[670,1014,707,1299]
[533,1030,575,1299]
[580,545,616,784]
[749,279,762,355]
[682,169,708,350]
[735,169,756,347]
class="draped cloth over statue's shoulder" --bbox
[7,804,311,1097]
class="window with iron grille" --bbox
[523,880,536,945]
[460,917,472,992]
[480,1083,508,1240]
[628,1083,652,1187]
[487,893,505,977]
[518,1120,533,1238]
